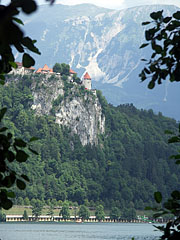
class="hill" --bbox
[0,71,180,213]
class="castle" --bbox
[10,63,92,90]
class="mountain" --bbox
[19,4,180,119]
[1,72,179,211]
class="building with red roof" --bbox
[35,64,53,74]
[83,72,91,90]
[69,69,76,75]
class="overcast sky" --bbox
[2,0,180,9]
[41,0,180,9]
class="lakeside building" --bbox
[5,215,140,223]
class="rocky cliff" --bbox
[31,73,105,145]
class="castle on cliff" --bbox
[10,63,92,90]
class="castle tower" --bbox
[83,72,91,90]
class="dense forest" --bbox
[0,74,179,214]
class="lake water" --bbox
[0,222,162,240]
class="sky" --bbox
[2,0,180,9]
[38,0,180,9]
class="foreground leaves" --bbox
[139,10,180,88]
[0,108,38,210]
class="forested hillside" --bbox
[1,74,179,213]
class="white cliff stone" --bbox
[31,74,105,146]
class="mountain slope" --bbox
[19,4,180,119]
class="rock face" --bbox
[31,74,105,145]
[22,4,180,119]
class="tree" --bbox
[47,204,54,220]
[95,204,105,222]
[23,210,28,221]
[53,63,62,73]
[78,205,90,221]
[60,63,70,76]
[0,210,6,222]
[60,201,70,221]
[110,207,121,221]
[140,9,180,239]
[32,199,43,221]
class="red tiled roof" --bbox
[84,72,91,79]
[69,69,76,74]
[25,66,35,70]
[36,68,42,73]
[42,64,51,71]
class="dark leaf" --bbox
[171,191,180,200]
[9,61,18,69]
[21,174,30,182]
[175,160,180,164]
[14,43,24,53]
[0,74,5,81]
[150,11,163,20]
[7,151,15,162]
[7,191,16,198]
[12,17,24,25]
[142,21,151,25]
[168,136,180,143]
[16,150,29,162]
[154,191,162,203]
[164,130,173,134]
[21,0,37,14]
[163,16,172,23]
[173,11,180,20]
[2,199,13,210]
[170,154,180,160]
[148,80,155,89]
[144,68,150,74]
[16,179,26,190]
[14,138,27,147]
[22,53,35,68]
[22,37,40,55]
[28,147,38,155]
[0,127,8,132]
[0,108,7,122]
[29,136,39,142]
[140,43,149,49]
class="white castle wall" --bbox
[83,79,91,90]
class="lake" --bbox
[0,222,162,240]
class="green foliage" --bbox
[78,205,90,221]
[0,107,38,210]
[47,204,54,219]
[53,63,62,73]
[140,10,180,88]
[110,207,121,220]
[95,204,105,221]
[0,76,179,213]
[0,210,6,222]
[23,210,28,220]
[53,63,70,76]
[73,74,81,84]
[60,201,70,220]
[32,199,43,220]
